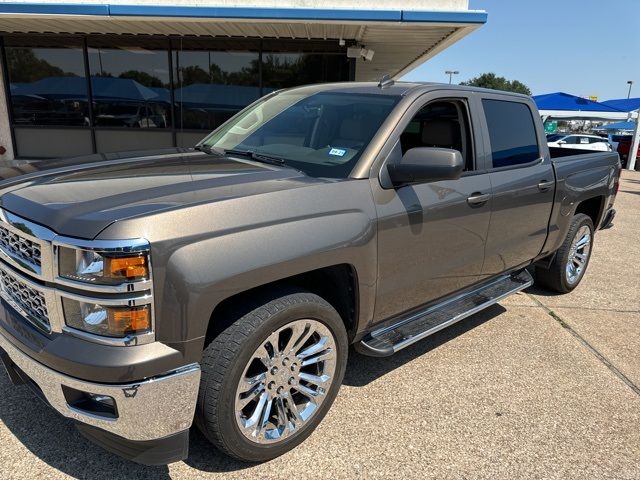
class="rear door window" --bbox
[482,99,540,168]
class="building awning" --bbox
[534,92,634,121]
[0,2,487,81]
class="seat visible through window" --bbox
[400,100,474,171]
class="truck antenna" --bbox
[378,74,394,88]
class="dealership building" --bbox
[0,1,486,160]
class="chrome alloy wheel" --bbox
[565,225,592,285]
[234,319,337,444]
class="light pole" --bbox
[627,81,634,99]
[445,70,459,84]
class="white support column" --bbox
[628,110,640,171]
[0,61,14,161]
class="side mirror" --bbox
[387,147,464,187]
[557,140,566,145]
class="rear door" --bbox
[479,96,555,275]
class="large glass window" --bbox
[5,38,88,126]
[173,50,260,130]
[3,35,353,158]
[88,39,172,128]
[482,99,540,168]
[262,53,349,91]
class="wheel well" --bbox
[204,264,358,348]
[575,196,604,227]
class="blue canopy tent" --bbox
[595,121,636,131]
[599,98,640,170]
[601,98,640,112]
[173,83,262,109]
[533,92,628,120]
[534,92,640,169]
[12,76,161,101]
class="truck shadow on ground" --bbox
[524,284,563,298]
[343,303,506,387]
[0,304,506,476]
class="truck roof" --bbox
[280,81,532,99]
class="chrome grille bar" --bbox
[0,209,55,280]
[0,267,50,333]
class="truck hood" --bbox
[0,148,320,239]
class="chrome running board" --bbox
[358,270,533,357]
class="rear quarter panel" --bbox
[541,151,620,256]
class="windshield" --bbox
[200,90,401,178]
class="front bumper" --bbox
[0,330,200,443]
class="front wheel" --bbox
[535,213,594,293]
[196,289,348,462]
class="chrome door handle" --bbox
[538,180,554,191]
[467,193,491,206]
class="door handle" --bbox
[467,192,491,206]
[537,180,554,192]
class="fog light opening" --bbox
[62,386,118,419]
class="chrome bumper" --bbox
[0,332,200,442]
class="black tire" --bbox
[196,288,348,462]
[535,213,594,293]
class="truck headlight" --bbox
[62,298,151,337]
[58,246,149,285]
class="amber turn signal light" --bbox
[108,306,151,335]
[106,256,148,280]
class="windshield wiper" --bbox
[224,149,287,167]
[194,144,223,156]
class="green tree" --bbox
[178,65,210,86]
[5,47,74,83]
[460,72,531,95]
[118,70,165,88]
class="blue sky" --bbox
[403,0,640,101]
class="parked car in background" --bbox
[547,133,612,152]
[616,136,639,168]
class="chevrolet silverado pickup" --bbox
[0,82,620,465]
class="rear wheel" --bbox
[196,289,348,462]
[535,213,594,293]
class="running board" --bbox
[358,270,533,357]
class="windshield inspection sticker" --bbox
[329,148,347,157]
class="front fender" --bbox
[97,180,378,349]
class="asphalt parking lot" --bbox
[1,171,639,480]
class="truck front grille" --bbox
[0,268,49,331]
[0,224,42,268]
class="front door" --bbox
[372,94,493,323]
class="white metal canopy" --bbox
[0,3,487,81]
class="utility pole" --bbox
[627,80,633,99]
[445,70,459,84]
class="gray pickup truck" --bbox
[0,82,620,465]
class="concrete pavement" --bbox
[1,171,639,480]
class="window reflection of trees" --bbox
[6,42,349,133]
[89,47,172,129]
[6,47,89,126]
